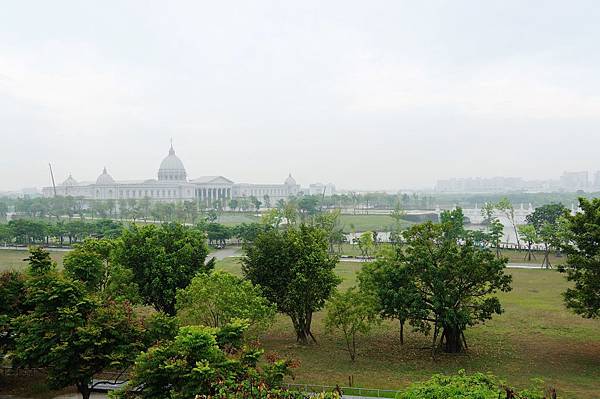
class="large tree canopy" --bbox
[242,224,340,344]
[114,322,340,399]
[11,272,144,399]
[372,218,511,354]
[176,271,276,336]
[560,198,600,318]
[358,246,426,346]
[114,223,210,315]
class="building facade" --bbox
[42,145,301,206]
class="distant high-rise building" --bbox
[434,177,524,193]
[593,171,600,189]
[560,171,588,191]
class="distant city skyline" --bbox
[2,1,600,191]
[435,170,600,193]
[5,168,600,197]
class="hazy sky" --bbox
[1,1,600,191]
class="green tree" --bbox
[480,202,496,225]
[0,271,27,355]
[358,247,424,346]
[24,246,56,275]
[114,223,210,315]
[496,198,520,249]
[0,223,12,245]
[488,218,504,258]
[176,271,276,336]
[398,221,511,354]
[518,224,539,262]
[114,323,315,399]
[261,208,284,228]
[397,370,546,399]
[250,196,262,213]
[11,274,144,399]
[439,208,466,240]
[324,287,379,362]
[242,224,341,344]
[297,196,319,220]
[526,203,568,268]
[63,247,105,292]
[357,231,375,258]
[389,202,406,244]
[206,223,231,247]
[560,198,600,318]
[228,198,239,212]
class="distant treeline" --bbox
[1,191,595,223]
[0,217,266,248]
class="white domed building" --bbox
[42,144,305,206]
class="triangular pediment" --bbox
[190,176,234,185]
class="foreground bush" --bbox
[397,370,548,399]
[113,321,342,399]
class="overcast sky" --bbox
[1,1,600,191]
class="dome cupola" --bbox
[96,167,116,185]
[284,173,297,186]
[158,143,187,181]
[61,174,78,186]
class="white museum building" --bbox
[42,144,301,205]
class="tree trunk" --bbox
[542,243,552,269]
[77,381,91,399]
[292,311,315,345]
[441,325,464,353]
[399,319,405,345]
[431,322,439,359]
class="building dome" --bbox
[96,167,115,185]
[61,174,78,186]
[284,173,297,186]
[158,144,187,181]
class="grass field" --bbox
[338,214,412,233]
[2,252,596,397]
[337,243,566,266]
[216,258,600,398]
[216,212,260,226]
[0,249,68,272]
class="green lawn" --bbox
[0,249,68,272]
[336,244,566,266]
[338,214,412,233]
[217,212,260,226]
[2,252,597,398]
[216,258,600,398]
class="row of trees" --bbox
[2,189,597,223]
[0,218,123,246]
[0,216,272,249]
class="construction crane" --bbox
[49,163,57,197]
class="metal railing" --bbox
[285,383,401,398]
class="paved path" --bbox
[211,248,550,269]
[2,245,549,270]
